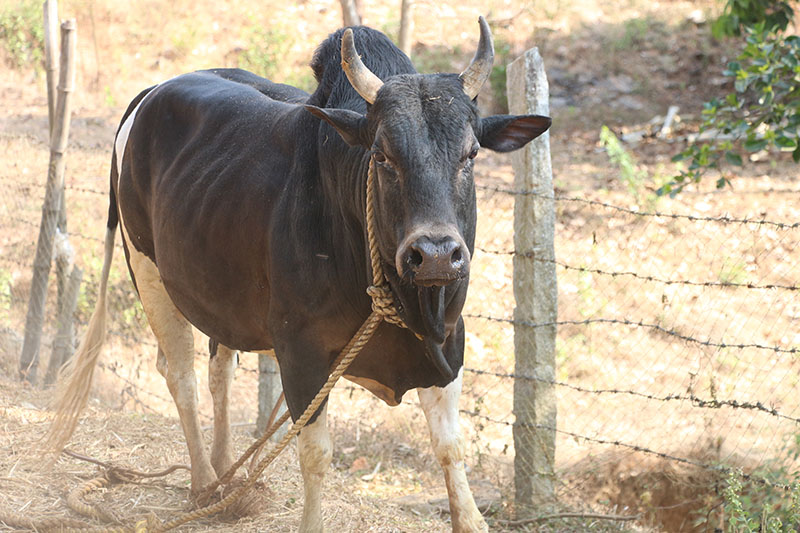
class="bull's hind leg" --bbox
[208,344,237,476]
[418,369,488,533]
[127,249,217,494]
[296,403,331,533]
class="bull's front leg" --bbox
[418,369,488,533]
[208,344,237,477]
[296,403,331,533]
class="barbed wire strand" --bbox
[465,313,799,354]
[460,409,793,492]
[463,368,800,424]
[6,176,799,229]
[475,185,800,230]
[474,248,799,292]
[81,348,798,494]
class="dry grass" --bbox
[0,375,457,532]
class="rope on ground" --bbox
[66,476,120,525]
[496,511,641,527]
[0,510,93,532]
[63,448,191,479]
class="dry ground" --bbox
[1,0,799,531]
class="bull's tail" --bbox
[43,185,118,456]
[43,85,152,457]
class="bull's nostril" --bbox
[451,247,462,265]
[408,249,423,270]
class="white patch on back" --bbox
[115,106,139,177]
[114,76,181,260]
[115,76,178,178]
[113,77,179,300]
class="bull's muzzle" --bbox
[397,232,470,286]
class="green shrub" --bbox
[0,268,12,321]
[599,125,659,208]
[665,1,798,196]
[663,26,800,195]
[0,0,44,70]
[719,469,800,532]
[237,23,293,81]
[713,0,794,38]
[411,44,461,74]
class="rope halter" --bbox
[365,156,411,330]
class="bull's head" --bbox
[307,18,550,378]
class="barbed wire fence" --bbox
[1,69,799,533]
[463,177,800,525]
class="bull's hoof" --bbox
[191,481,221,509]
[192,477,268,520]
[452,509,488,533]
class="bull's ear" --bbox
[478,114,551,153]
[305,105,371,147]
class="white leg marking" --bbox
[124,242,216,493]
[116,115,216,492]
[418,369,488,533]
[209,344,237,477]
[296,404,331,533]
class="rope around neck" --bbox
[365,157,410,329]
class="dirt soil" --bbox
[1,0,799,532]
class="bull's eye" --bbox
[373,150,387,163]
[468,147,479,160]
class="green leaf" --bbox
[734,78,750,92]
[775,135,797,149]
[655,184,671,197]
[744,137,769,152]
[725,151,744,166]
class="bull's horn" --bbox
[459,16,494,100]
[341,28,384,104]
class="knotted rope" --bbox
[365,158,409,329]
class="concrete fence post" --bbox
[256,352,286,441]
[507,47,558,517]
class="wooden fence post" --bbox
[256,353,286,441]
[19,19,77,383]
[339,0,361,27]
[508,47,558,516]
[44,0,59,136]
[43,0,81,386]
[44,266,83,386]
[398,0,415,57]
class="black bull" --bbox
[48,18,550,532]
